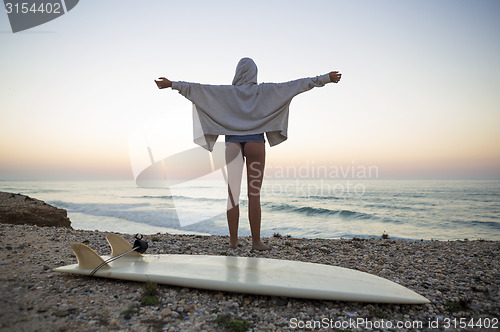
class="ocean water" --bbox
[1,179,499,241]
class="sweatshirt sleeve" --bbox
[279,73,331,91]
[262,73,332,102]
[171,81,233,104]
[171,81,216,108]
[171,81,195,100]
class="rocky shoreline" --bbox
[0,224,498,331]
[0,192,71,228]
[0,194,498,331]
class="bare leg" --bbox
[244,142,271,250]
[225,143,244,248]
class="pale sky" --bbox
[1,0,499,180]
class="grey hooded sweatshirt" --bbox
[172,58,331,151]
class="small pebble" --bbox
[161,308,172,316]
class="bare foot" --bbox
[252,241,272,251]
[229,240,240,249]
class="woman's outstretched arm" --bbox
[155,77,172,89]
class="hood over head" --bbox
[232,58,258,86]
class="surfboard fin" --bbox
[106,233,142,257]
[71,243,111,270]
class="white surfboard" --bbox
[54,234,429,304]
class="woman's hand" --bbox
[155,77,172,89]
[329,71,342,83]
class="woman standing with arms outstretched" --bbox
[156,58,341,250]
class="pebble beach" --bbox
[0,222,499,331]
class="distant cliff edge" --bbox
[0,192,72,228]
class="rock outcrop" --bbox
[0,192,72,228]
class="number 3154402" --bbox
[5,2,62,14]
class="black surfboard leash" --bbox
[89,234,148,277]
[132,234,149,254]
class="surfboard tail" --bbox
[70,243,111,270]
[106,233,142,257]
